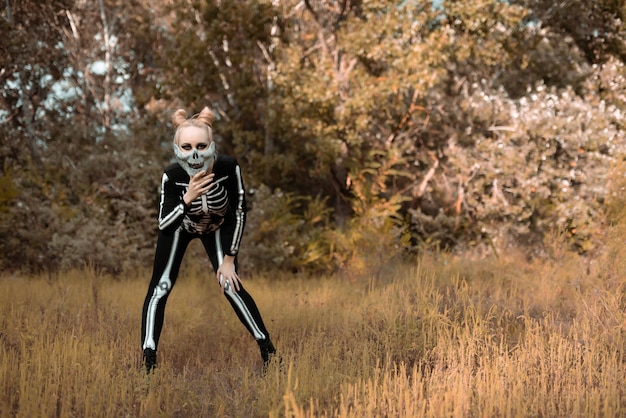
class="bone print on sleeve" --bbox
[220,159,247,256]
[158,171,187,233]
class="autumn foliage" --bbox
[1,0,625,274]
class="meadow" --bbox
[1,237,625,417]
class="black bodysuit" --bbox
[141,155,272,357]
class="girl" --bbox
[140,107,276,373]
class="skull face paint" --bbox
[173,126,217,176]
[173,141,216,176]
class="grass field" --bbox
[1,239,625,417]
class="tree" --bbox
[2,0,625,274]
[0,0,167,273]
[0,0,74,168]
[157,0,277,158]
[513,0,626,65]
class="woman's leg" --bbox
[201,230,276,364]
[141,228,192,370]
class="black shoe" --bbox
[143,348,157,374]
[258,339,276,363]
[258,339,278,373]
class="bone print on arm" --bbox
[158,170,187,233]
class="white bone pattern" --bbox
[182,175,229,233]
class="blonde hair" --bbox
[172,106,216,145]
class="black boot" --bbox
[143,348,157,374]
[258,339,276,370]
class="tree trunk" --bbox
[98,0,112,131]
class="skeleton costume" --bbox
[141,141,275,373]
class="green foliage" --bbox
[0,168,16,213]
[601,155,626,282]
[159,0,276,156]
[512,0,626,64]
[460,79,621,255]
[327,146,414,278]
[0,112,166,273]
[329,206,411,281]
[606,157,626,227]
[243,184,335,274]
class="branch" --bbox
[414,152,439,199]
[303,0,319,23]
[3,0,12,25]
[303,0,332,63]
[208,49,237,109]
[65,9,79,40]
[98,0,112,130]
[19,75,42,168]
[386,89,427,147]
[453,179,464,229]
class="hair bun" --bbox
[196,107,216,127]
[172,109,188,128]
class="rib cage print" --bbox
[156,157,246,256]
[180,175,230,233]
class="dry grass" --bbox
[1,239,626,417]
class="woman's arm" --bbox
[157,172,186,233]
[158,169,215,233]
[221,161,247,256]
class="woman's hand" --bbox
[217,255,241,294]
[183,171,214,205]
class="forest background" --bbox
[1,0,625,276]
